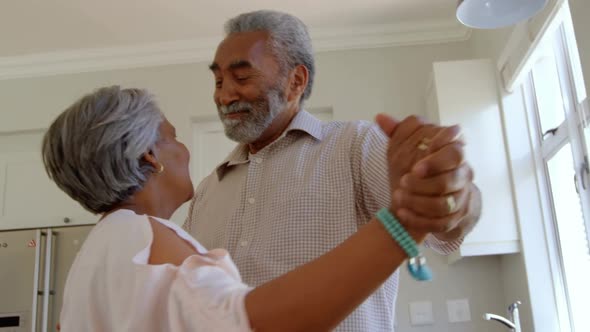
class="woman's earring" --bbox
[157,164,165,174]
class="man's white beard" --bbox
[218,88,286,144]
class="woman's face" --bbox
[153,119,194,204]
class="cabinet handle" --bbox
[63,217,71,224]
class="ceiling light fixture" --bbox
[456,0,549,29]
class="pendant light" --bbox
[456,0,549,29]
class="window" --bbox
[525,4,590,331]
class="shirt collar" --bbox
[215,110,323,180]
[284,110,324,141]
[215,144,249,180]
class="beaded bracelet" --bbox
[376,208,433,281]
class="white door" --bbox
[0,131,95,230]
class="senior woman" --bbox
[43,86,461,331]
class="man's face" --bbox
[209,31,288,143]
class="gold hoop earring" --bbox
[157,164,165,174]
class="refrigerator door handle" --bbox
[47,232,58,322]
[31,229,44,332]
[49,232,58,295]
[41,229,53,332]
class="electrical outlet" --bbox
[409,301,434,326]
[447,298,471,323]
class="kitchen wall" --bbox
[0,40,512,331]
[0,41,474,133]
[0,40,475,224]
[396,251,509,332]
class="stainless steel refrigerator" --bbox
[0,225,93,332]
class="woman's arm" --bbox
[148,216,424,332]
[245,218,425,332]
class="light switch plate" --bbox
[447,298,471,323]
[409,301,434,326]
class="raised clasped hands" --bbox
[376,114,479,242]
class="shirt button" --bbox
[248,198,256,204]
[240,240,249,247]
[254,157,262,164]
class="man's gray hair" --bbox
[41,86,163,214]
[225,10,315,103]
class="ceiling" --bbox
[1,0,461,57]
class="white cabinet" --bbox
[0,130,96,230]
[426,59,520,262]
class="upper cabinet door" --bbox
[0,130,96,230]
[426,59,520,263]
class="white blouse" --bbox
[59,209,253,331]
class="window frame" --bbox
[523,9,590,331]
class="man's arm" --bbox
[349,122,392,223]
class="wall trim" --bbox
[0,19,470,80]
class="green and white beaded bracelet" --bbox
[376,208,433,281]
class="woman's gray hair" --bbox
[41,86,163,214]
[225,10,315,103]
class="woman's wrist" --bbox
[405,227,428,245]
[386,207,428,244]
[376,208,433,281]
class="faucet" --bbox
[483,301,522,332]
